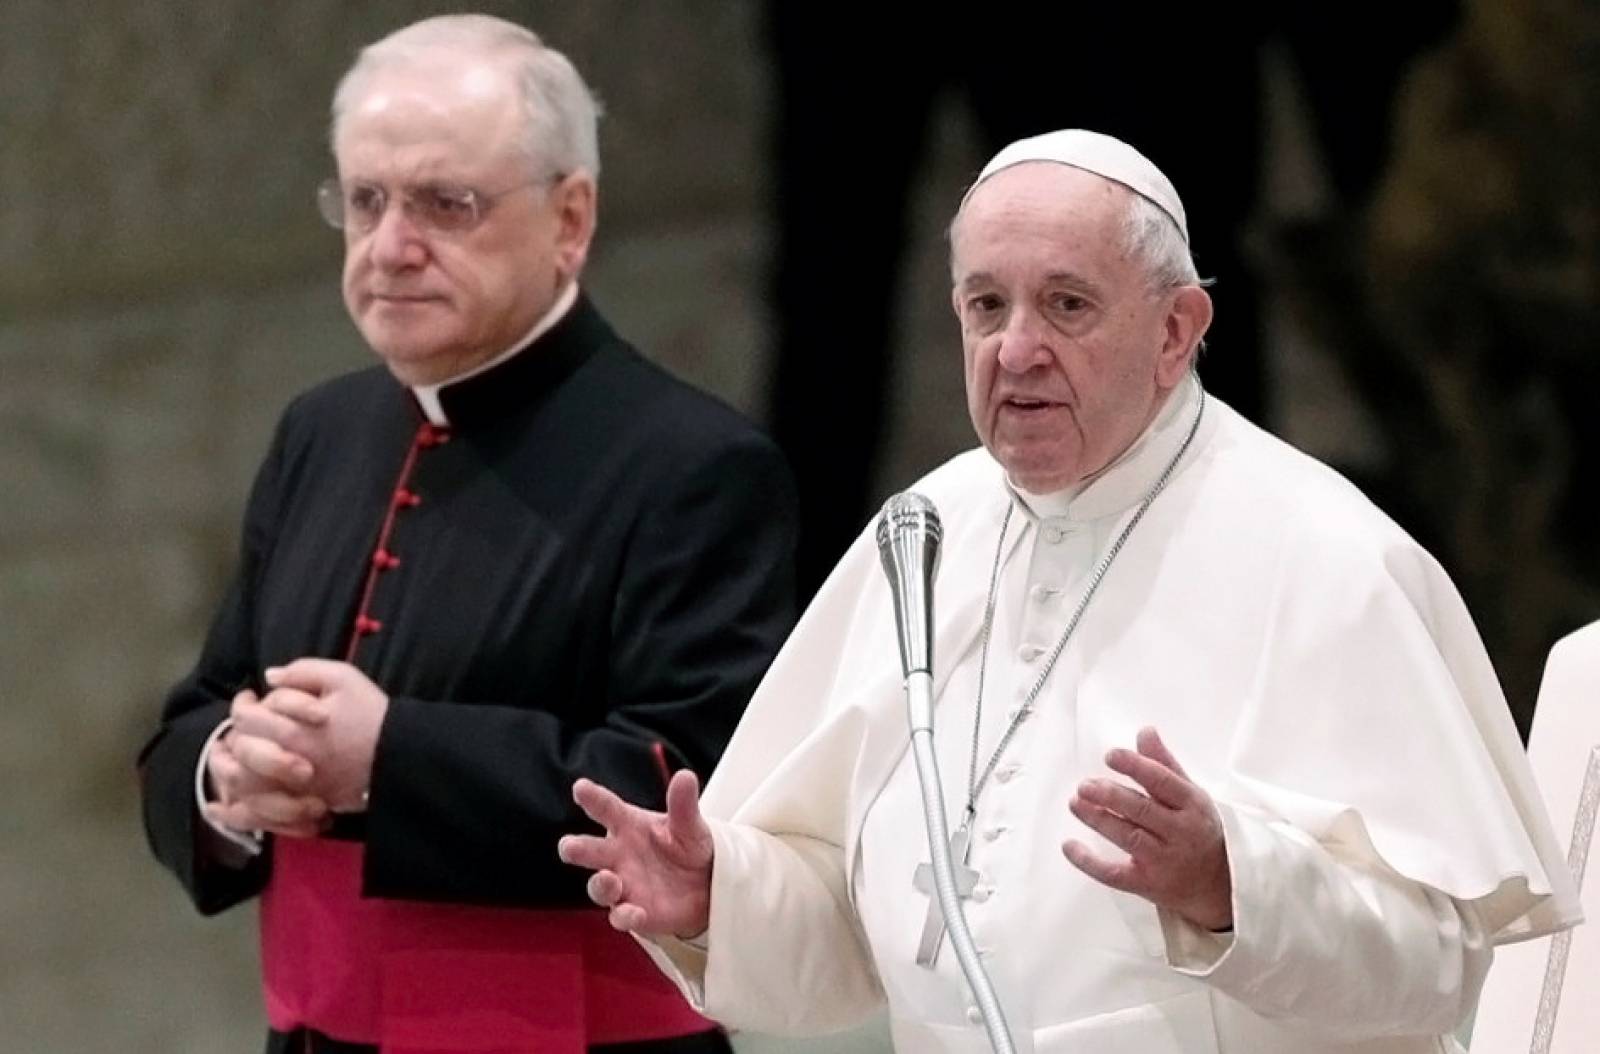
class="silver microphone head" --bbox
[876,492,942,677]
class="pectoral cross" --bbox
[912,824,981,967]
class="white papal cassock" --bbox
[643,374,1581,1053]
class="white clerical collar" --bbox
[1005,371,1201,524]
[410,281,581,427]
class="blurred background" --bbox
[1,1,1595,1050]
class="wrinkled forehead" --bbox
[960,161,1130,218]
[951,164,1132,266]
[335,57,523,176]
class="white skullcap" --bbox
[962,129,1188,244]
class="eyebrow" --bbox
[956,270,1105,297]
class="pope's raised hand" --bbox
[1063,726,1233,931]
[559,769,715,938]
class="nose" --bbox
[366,202,428,272]
[994,306,1054,374]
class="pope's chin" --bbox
[987,430,1081,496]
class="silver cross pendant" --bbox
[912,824,980,967]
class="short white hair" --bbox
[1121,191,1202,290]
[331,14,602,181]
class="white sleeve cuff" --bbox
[194,719,264,856]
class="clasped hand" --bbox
[203,659,388,838]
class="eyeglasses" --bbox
[315,177,546,236]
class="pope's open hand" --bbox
[1063,726,1233,931]
[558,770,714,939]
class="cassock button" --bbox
[355,616,383,635]
[1031,584,1061,603]
[995,765,1019,784]
[983,825,1008,842]
[965,1006,983,1025]
[970,885,992,903]
[1017,643,1043,662]
[1042,524,1067,544]
[394,489,422,508]
[372,550,400,570]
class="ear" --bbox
[550,172,599,282]
[1156,285,1212,388]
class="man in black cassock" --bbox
[136,15,795,1054]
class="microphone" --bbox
[877,492,940,732]
[876,490,942,663]
[875,491,1016,1053]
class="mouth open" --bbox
[1003,397,1061,412]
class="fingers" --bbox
[241,790,328,827]
[208,799,326,838]
[205,790,327,833]
[580,869,649,933]
[1135,726,1189,779]
[231,695,313,749]
[1069,791,1160,857]
[1105,745,1194,811]
[572,778,636,831]
[586,869,625,907]
[209,738,256,801]
[608,903,648,933]
[212,735,306,801]
[229,732,315,791]
[264,658,353,694]
[1075,778,1174,838]
[557,833,613,872]
[1061,839,1140,895]
[260,686,330,726]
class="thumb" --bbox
[664,769,707,845]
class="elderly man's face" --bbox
[951,163,1206,494]
[334,61,595,385]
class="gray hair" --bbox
[1121,191,1202,291]
[331,14,603,181]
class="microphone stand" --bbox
[879,496,1017,1054]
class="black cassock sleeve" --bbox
[136,415,291,914]
[360,431,798,906]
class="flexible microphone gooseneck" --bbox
[877,493,1017,1054]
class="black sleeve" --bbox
[360,431,798,906]
[135,417,291,915]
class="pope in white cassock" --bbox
[558,130,1582,1052]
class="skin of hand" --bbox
[203,689,330,837]
[558,769,715,938]
[1063,725,1233,931]
[253,659,390,814]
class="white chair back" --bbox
[1469,622,1598,1052]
